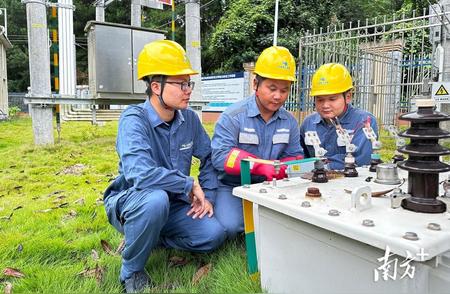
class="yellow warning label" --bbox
[435,85,449,96]
[225,150,240,168]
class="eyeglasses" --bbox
[165,81,195,91]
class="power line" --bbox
[154,0,219,30]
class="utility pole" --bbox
[273,0,279,46]
[438,0,450,131]
[58,0,76,120]
[185,0,202,101]
[24,0,54,145]
[131,0,141,27]
[96,0,105,21]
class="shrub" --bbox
[8,106,21,117]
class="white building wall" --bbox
[0,42,8,118]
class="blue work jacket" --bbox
[104,100,218,204]
[300,104,378,170]
[211,95,303,182]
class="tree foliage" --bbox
[205,0,409,73]
[0,0,28,92]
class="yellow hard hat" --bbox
[137,40,198,80]
[310,63,353,96]
[254,46,296,81]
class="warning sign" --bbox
[435,85,449,95]
[432,82,450,103]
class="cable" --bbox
[154,0,219,30]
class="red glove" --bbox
[252,155,304,181]
[251,162,276,181]
[224,148,258,175]
[224,149,304,181]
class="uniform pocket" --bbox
[239,132,259,145]
[272,133,290,144]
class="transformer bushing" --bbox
[397,98,450,213]
[343,154,358,177]
[392,153,405,163]
[369,153,383,172]
[312,160,328,183]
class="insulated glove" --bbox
[223,148,274,179]
[223,148,258,175]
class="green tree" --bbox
[1,0,28,92]
[204,0,412,74]
[205,0,337,73]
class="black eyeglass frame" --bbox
[165,81,195,91]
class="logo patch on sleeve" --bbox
[226,149,240,168]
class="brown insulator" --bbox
[305,187,322,198]
[397,98,450,213]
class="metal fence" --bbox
[287,8,449,126]
[8,92,28,112]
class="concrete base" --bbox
[30,105,54,145]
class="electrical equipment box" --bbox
[85,21,165,102]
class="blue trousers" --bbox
[214,184,244,239]
[104,189,226,281]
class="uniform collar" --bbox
[247,94,288,120]
[144,99,185,128]
[313,104,355,125]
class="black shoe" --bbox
[121,271,151,293]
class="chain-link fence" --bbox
[8,93,28,112]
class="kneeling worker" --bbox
[211,46,304,239]
[300,63,378,170]
[104,40,226,293]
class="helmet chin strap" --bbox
[343,103,348,114]
[156,76,174,111]
[342,91,349,114]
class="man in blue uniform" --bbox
[104,40,226,293]
[211,46,304,239]
[300,63,378,170]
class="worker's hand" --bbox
[252,163,280,181]
[197,199,214,219]
[187,181,206,218]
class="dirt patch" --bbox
[57,164,87,176]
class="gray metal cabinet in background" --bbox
[132,29,164,94]
[85,21,165,102]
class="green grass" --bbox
[0,117,260,293]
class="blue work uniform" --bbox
[300,104,378,170]
[104,100,225,281]
[211,95,303,239]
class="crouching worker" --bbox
[104,40,226,293]
[211,46,304,239]
[300,63,378,170]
